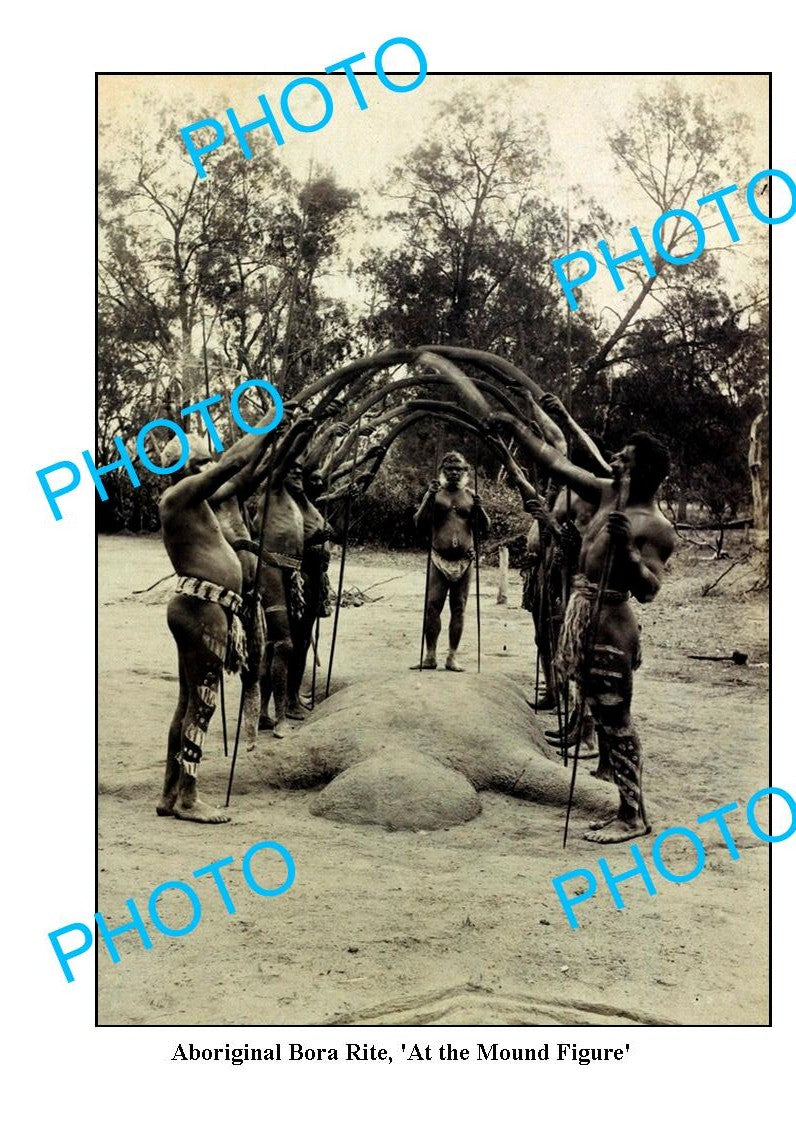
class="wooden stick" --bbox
[473,443,482,674]
[225,446,278,808]
[132,572,175,595]
[418,433,442,671]
[219,673,229,758]
[325,418,363,699]
[310,613,320,708]
[199,312,227,759]
[563,477,630,846]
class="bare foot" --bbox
[173,798,231,824]
[258,713,275,731]
[273,720,288,739]
[590,765,613,782]
[588,815,617,831]
[410,656,438,670]
[286,702,306,721]
[584,819,651,844]
[445,653,465,672]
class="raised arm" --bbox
[498,446,561,538]
[540,393,612,476]
[237,416,316,499]
[303,420,350,476]
[272,416,318,480]
[486,411,606,506]
[164,431,272,511]
[210,431,276,505]
[527,394,567,455]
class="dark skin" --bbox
[257,456,307,738]
[414,456,491,671]
[158,433,271,823]
[212,491,260,752]
[486,415,673,604]
[288,468,333,712]
[487,413,675,841]
[539,392,612,477]
[495,441,566,707]
[210,414,311,751]
[527,486,602,760]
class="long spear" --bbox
[417,431,442,671]
[325,417,363,699]
[310,472,332,710]
[473,441,482,674]
[202,311,229,759]
[225,442,279,807]
[533,622,542,709]
[539,528,567,751]
[310,598,321,709]
[563,191,573,765]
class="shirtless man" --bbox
[158,431,271,823]
[287,465,333,713]
[257,454,307,738]
[487,416,675,842]
[535,392,612,770]
[413,450,491,672]
[495,436,577,712]
[212,474,265,755]
[211,416,294,753]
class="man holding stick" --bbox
[487,415,675,842]
[413,450,491,672]
[157,430,272,823]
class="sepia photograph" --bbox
[97,70,770,1027]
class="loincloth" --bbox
[174,575,248,674]
[317,569,332,618]
[262,551,305,622]
[302,546,332,620]
[555,575,628,683]
[431,549,474,584]
[520,553,539,613]
[241,595,266,678]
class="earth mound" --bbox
[248,671,617,831]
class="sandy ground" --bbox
[98,535,769,1026]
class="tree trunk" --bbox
[677,495,689,522]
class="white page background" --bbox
[5,2,791,1118]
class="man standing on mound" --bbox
[413,450,491,672]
